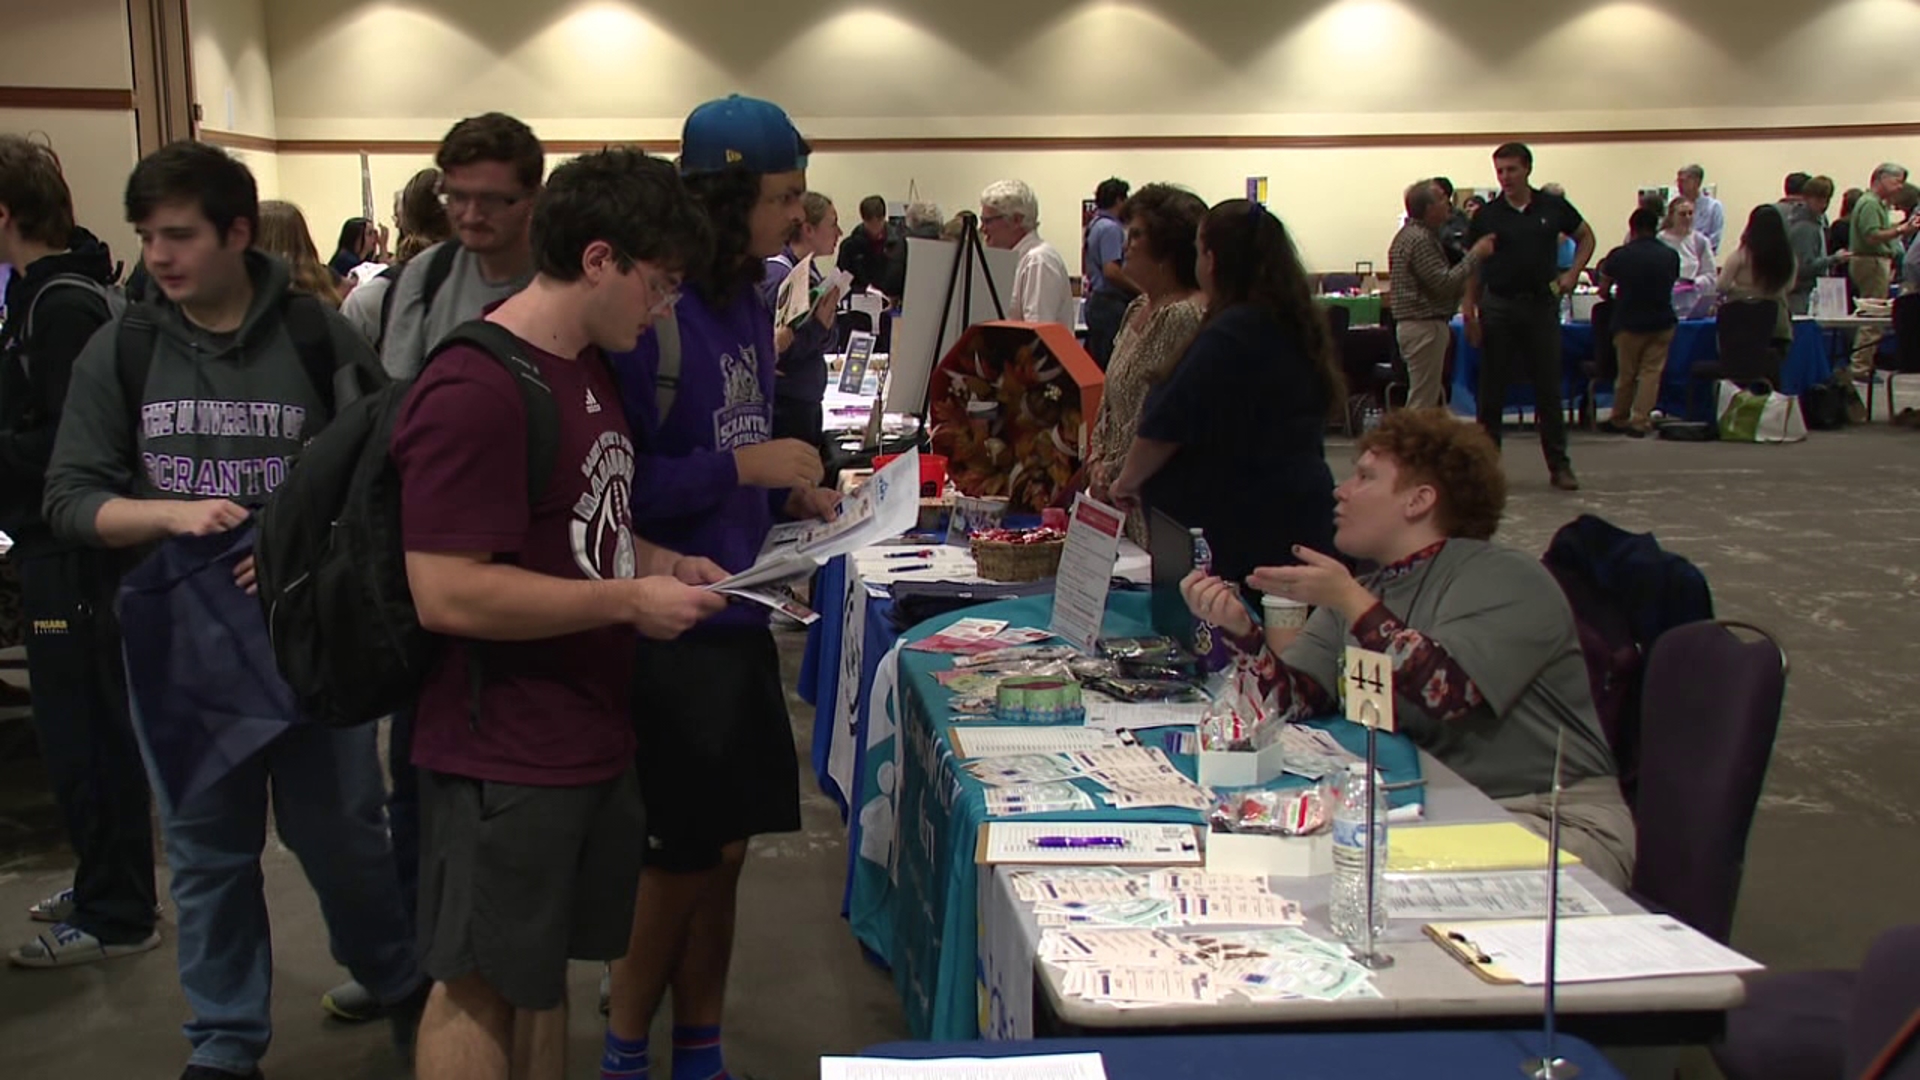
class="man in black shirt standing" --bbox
[1596,207,1681,436]
[1465,142,1594,491]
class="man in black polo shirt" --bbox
[1464,142,1594,491]
[1596,207,1681,436]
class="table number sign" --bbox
[1343,646,1395,732]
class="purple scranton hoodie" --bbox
[611,283,789,628]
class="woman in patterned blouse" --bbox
[1086,183,1207,544]
[1181,409,1634,886]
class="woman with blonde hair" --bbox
[1659,198,1716,317]
[255,199,341,308]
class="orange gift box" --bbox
[925,321,1105,512]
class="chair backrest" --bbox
[1893,294,1920,375]
[1848,924,1920,1080]
[1631,620,1787,943]
[1590,300,1618,382]
[1715,299,1783,385]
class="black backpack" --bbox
[253,320,563,727]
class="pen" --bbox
[1031,836,1127,849]
[881,549,937,559]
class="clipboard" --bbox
[1424,922,1523,984]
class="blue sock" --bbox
[602,1032,649,1080]
[671,1024,726,1080]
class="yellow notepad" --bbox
[1386,822,1583,873]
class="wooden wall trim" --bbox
[201,128,279,153]
[0,86,137,111]
[200,120,1920,156]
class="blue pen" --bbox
[1031,836,1127,849]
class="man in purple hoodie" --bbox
[603,95,838,1080]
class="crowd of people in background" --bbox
[0,92,1915,1080]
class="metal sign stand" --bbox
[1355,700,1393,971]
[1523,727,1578,1080]
[919,212,1007,429]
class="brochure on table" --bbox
[1048,494,1125,653]
[706,449,924,610]
[886,236,1021,414]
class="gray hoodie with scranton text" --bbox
[44,250,378,546]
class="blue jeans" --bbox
[133,711,421,1074]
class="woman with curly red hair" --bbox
[1182,408,1634,886]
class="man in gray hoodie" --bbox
[1778,175,1851,316]
[43,141,423,1080]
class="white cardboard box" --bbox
[1196,741,1287,789]
[1204,830,1332,877]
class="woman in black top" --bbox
[1830,188,1863,267]
[1110,198,1343,581]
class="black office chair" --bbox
[1690,299,1781,420]
[1581,301,1617,429]
[1319,273,1363,295]
[1866,293,1920,421]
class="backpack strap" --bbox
[374,262,404,350]
[281,292,340,419]
[419,241,460,316]
[428,319,560,504]
[20,275,116,383]
[116,304,161,430]
[22,275,113,346]
[653,308,682,423]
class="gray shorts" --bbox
[417,767,645,1010]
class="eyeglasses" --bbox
[643,268,682,315]
[980,214,1007,227]
[437,189,528,213]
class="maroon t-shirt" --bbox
[392,334,639,786]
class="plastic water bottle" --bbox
[1329,763,1388,947]
[1190,529,1230,674]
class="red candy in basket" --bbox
[973,527,1066,546]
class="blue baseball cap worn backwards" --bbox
[680,95,810,176]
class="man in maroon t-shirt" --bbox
[391,148,723,1080]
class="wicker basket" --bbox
[971,538,1066,582]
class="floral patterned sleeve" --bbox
[1222,626,1337,722]
[1349,602,1485,723]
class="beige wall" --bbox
[189,0,281,192]
[3,0,141,264]
[207,0,1920,266]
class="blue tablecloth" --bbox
[863,1032,1627,1080]
[1450,316,1834,421]
[802,554,889,817]
[844,591,1425,1041]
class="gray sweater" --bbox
[1778,199,1842,315]
[43,251,377,545]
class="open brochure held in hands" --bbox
[705,449,925,610]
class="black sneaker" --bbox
[1550,467,1581,492]
[1595,419,1629,435]
[180,1066,263,1080]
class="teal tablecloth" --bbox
[844,591,1425,1040]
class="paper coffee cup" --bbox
[1261,594,1310,630]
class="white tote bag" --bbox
[1716,380,1809,443]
